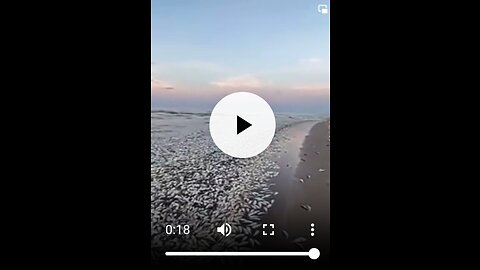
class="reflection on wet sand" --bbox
[256,120,330,260]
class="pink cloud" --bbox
[291,84,330,96]
[211,74,263,88]
[151,63,175,93]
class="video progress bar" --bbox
[165,248,320,260]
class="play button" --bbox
[237,116,251,134]
[209,92,276,158]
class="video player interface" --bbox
[151,0,330,266]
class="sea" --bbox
[151,109,327,141]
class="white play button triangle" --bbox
[237,115,252,134]
[209,92,276,158]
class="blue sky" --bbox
[151,0,330,114]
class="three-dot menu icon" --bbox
[311,223,315,236]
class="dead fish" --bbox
[298,178,304,183]
[301,204,312,211]
[252,223,262,229]
[318,169,325,172]
[292,237,307,243]
[307,175,311,179]
[239,241,249,246]
[235,234,245,240]
[301,158,306,162]
[294,242,305,250]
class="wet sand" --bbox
[256,120,330,258]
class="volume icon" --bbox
[216,223,232,237]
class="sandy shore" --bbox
[151,116,330,266]
[255,120,330,258]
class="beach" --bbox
[151,111,329,263]
[255,121,330,258]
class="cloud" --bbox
[291,84,330,96]
[211,74,263,88]
[298,57,329,71]
[151,63,175,91]
[152,61,230,76]
[301,57,324,64]
[151,78,174,90]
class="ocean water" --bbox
[151,109,325,141]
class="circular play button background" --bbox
[209,92,276,158]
